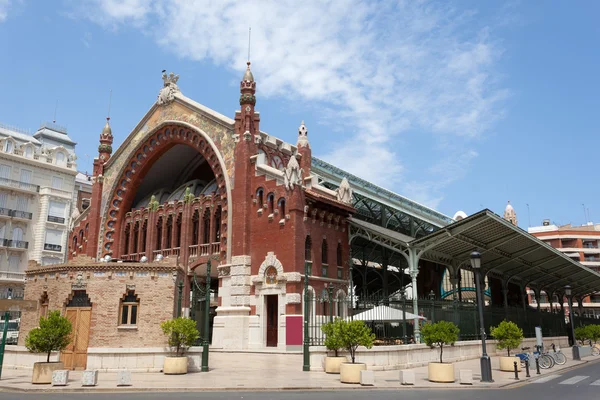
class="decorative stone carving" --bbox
[157,72,180,106]
[283,156,303,191]
[218,266,231,277]
[257,252,284,285]
[265,266,278,285]
[336,178,353,204]
[72,272,86,290]
[297,120,309,148]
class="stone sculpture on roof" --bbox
[283,156,303,191]
[157,71,181,106]
[336,177,353,204]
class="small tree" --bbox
[491,320,524,357]
[321,319,343,357]
[25,310,72,363]
[338,319,375,363]
[160,317,200,357]
[421,320,459,364]
[574,325,590,345]
[588,325,600,344]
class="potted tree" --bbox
[338,319,375,384]
[421,320,459,383]
[491,320,523,372]
[321,319,346,374]
[160,317,200,374]
[24,310,72,384]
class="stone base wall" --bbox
[309,336,571,371]
[3,346,203,372]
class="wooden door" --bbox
[61,307,91,370]
[266,295,278,347]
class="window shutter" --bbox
[45,229,63,245]
[15,196,28,211]
[51,176,63,189]
[0,165,11,179]
[0,192,7,208]
[12,227,23,241]
[48,201,65,217]
[19,169,32,184]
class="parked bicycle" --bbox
[548,343,567,365]
[516,346,553,369]
[588,340,600,356]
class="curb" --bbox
[500,357,600,389]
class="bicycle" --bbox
[588,340,600,356]
[516,346,553,369]
[548,343,567,365]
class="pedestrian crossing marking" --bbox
[591,379,600,386]
[533,375,560,383]
[559,376,589,385]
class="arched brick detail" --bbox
[257,251,285,278]
[101,124,229,259]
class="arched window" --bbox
[267,193,275,214]
[72,236,78,252]
[278,198,286,217]
[337,243,342,266]
[202,210,211,244]
[12,226,23,242]
[156,217,163,250]
[4,140,13,153]
[321,239,328,277]
[270,155,284,171]
[55,151,66,166]
[256,188,264,207]
[214,206,222,241]
[305,235,312,261]
[24,146,33,158]
[120,290,139,326]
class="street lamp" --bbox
[471,251,493,382]
[565,285,580,360]
[428,290,435,323]
[401,290,408,344]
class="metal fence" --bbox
[306,292,576,346]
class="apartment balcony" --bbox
[0,207,10,218]
[0,177,40,194]
[0,270,25,282]
[40,187,72,199]
[8,240,28,250]
[44,243,62,252]
[47,215,66,224]
[0,238,8,247]
[12,210,33,220]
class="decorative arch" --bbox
[257,251,284,278]
[100,122,233,262]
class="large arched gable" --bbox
[98,121,233,263]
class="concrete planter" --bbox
[340,362,367,384]
[32,362,65,384]
[325,356,347,374]
[499,356,521,372]
[163,356,188,375]
[428,362,455,383]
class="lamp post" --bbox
[471,251,493,382]
[303,260,311,371]
[201,258,212,372]
[401,290,408,344]
[428,290,435,323]
[177,279,183,318]
[565,285,580,360]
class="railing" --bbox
[12,210,33,219]
[189,244,199,258]
[0,177,40,193]
[0,238,8,247]
[0,290,24,300]
[0,271,25,281]
[44,243,62,252]
[9,240,28,249]
[47,215,65,224]
[0,207,10,217]
[211,242,220,254]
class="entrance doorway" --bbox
[61,291,92,370]
[266,295,278,347]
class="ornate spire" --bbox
[297,120,309,148]
[98,117,113,161]
[504,201,518,226]
[243,61,254,82]
[240,61,256,106]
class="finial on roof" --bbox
[243,61,254,82]
[297,120,309,148]
[101,117,112,137]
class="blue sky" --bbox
[0,1,598,228]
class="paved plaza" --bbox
[1,350,598,392]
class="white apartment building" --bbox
[0,122,78,299]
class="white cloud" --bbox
[0,0,10,22]
[77,0,509,208]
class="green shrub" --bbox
[337,319,375,363]
[25,310,72,363]
[160,317,200,357]
[588,325,600,343]
[321,319,343,357]
[421,320,459,364]
[491,320,523,356]
[574,325,590,345]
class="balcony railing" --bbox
[12,210,33,220]
[47,215,66,224]
[0,271,25,281]
[0,238,8,247]
[0,207,10,217]
[9,240,28,249]
[0,177,40,193]
[44,243,62,252]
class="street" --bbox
[2,360,600,400]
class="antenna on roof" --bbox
[582,203,588,224]
[107,89,113,120]
[53,100,58,123]
[247,26,251,62]
[526,203,531,227]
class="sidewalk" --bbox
[1,351,598,392]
